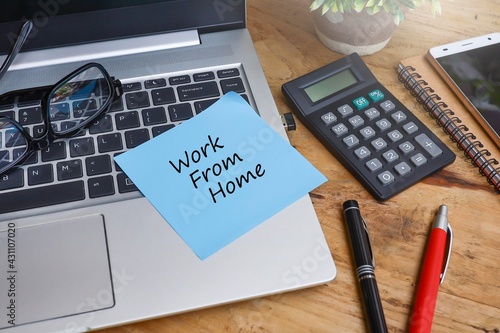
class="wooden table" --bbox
[101,0,500,332]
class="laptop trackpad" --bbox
[0,214,114,329]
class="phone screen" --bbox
[435,42,500,138]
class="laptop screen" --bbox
[0,0,246,54]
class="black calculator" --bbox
[282,53,455,201]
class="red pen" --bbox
[409,205,453,333]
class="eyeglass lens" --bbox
[0,119,28,173]
[49,65,112,136]
[0,65,113,174]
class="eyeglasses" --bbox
[0,22,123,176]
[0,20,33,82]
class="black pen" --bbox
[343,200,388,333]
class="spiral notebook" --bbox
[398,55,500,193]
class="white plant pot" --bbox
[312,9,399,56]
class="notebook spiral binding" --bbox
[397,64,500,193]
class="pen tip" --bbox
[343,200,359,210]
[438,205,448,216]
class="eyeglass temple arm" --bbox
[0,20,33,82]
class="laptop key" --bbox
[57,159,84,180]
[194,98,218,113]
[122,82,142,92]
[41,142,67,162]
[69,137,95,157]
[0,181,86,214]
[17,87,47,107]
[0,95,15,110]
[142,107,167,125]
[177,82,219,102]
[169,75,191,85]
[85,155,112,176]
[194,71,215,82]
[0,168,24,191]
[220,77,245,94]
[109,98,124,112]
[145,79,166,89]
[125,129,150,148]
[117,173,138,193]
[125,91,150,109]
[116,111,140,130]
[28,164,54,185]
[19,106,43,125]
[168,103,193,122]
[88,175,115,198]
[97,133,123,153]
[0,110,15,119]
[217,68,240,78]
[89,115,113,134]
[152,124,175,137]
[152,87,176,106]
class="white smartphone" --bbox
[427,32,500,147]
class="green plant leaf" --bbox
[429,0,442,15]
[322,2,332,14]
[399,0,417,9]
[353,0,368,12]
[309,0,325,11]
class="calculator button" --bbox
[387,129,404,143]
[394,162,412,176]
[343,134,359,148]
[348,115,364,128]
[398,141,415,155]
[375,118,392,131]
[353,97,369,110]
[380,100,396,113]
[368,89,385,102]
[383,149,399,163]
[371,138,388,151]
[377,171,395,185]
[338,104,354,117]
[354,146,371,160]
[332,123,349,136]
[415,133,443,157]
[366,158,383,172]
[403,122,419,134]
[364,107,380,120]
[359,126,376,140]
[321,112,337,125]
[411,153,428,167]
[391,111,407,123]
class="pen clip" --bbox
[440,224,453,284]
[361,215,376,269]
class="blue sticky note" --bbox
[114,92,327,259]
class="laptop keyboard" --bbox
[0,64,251,215]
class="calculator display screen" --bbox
[304,69,358,103]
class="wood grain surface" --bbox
[98,0,500,332]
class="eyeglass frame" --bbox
[0,62,123,175]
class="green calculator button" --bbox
[353,96,369,110]
[368,89,385,102]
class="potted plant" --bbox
[310,0,442,55]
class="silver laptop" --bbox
[0,1,336,332]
